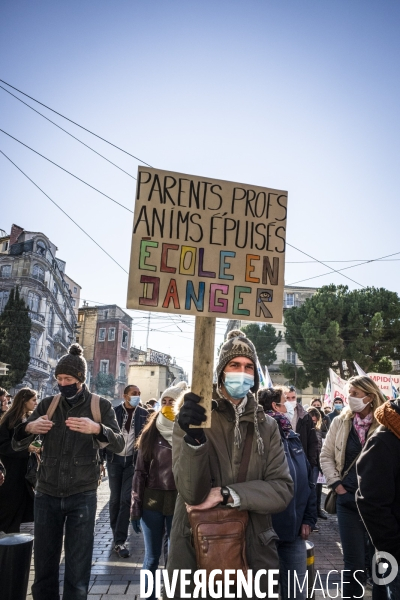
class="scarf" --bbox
[266,410,292,438]
[217,389,264,455]
[156,412,173,445]
[353,411,373,446]
[375,400,400,439]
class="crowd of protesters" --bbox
[0,335,399,600]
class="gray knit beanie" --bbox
[216,329,259,393]
[55,343,87,383]
[161,380,188,403]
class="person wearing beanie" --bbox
[12,343,124,600]
[259,387,317,600]
[165,330,293,599]
[356,398,400,598]
[131,381,188,600]
[105,383,148,558]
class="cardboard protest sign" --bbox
[127,168,287,322]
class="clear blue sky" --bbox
[1,1,399,373]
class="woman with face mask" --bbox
[130,381,187,600]
[258,387,317,600]
[320,376,386,599]
[0,387,37,533]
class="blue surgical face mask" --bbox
[58,382,79,398]
[284,401,295,420]
[223,372,254,399]
[129,396,140,408]
[334,403,343,411]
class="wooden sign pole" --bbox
[190,316,216,428]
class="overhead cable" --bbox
[287,249,400,286]
[0,129,133,214]
[286,243,366,288]
[0,79,153,167]
[0,150,129,274]
[0,84,136,179]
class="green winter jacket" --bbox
[167,393,293,598]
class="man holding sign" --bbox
[166,329,293,597]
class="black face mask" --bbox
[58,383,79,398]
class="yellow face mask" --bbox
[161,405,175,421]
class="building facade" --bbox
[128,347,187,401]
[64,274,81,318]
[0,224,79,397]
[77,304,132,399]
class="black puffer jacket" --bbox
[356,401,400,563]
[13,387,124,497]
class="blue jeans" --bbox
[277,536,307,600]
[141,509,173,600]
[337,492,387,599]
[32,490,97,600]
[107,455,134,545]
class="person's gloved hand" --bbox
[178,392,207,446]
[131,519,141,534]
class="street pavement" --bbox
[21,480,372,599]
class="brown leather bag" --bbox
[187,422,254,579]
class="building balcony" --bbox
[29,311,45,326]
[53,334,69,351]
[29,357,50,375]
[32,272,45,284]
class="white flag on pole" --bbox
[329,368,348,404]
[264,365,273,388]
[353,362,367,377]
[324,378,331,406]
[257,358,266,388]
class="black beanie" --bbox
[55,344,87,383]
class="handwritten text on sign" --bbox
[127,168,287,322]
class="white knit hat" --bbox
[160,381,188,403]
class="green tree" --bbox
[94,372,116,397]
[241,323,282,366]
[284,285,400,388]
[279,362,311,390]
[0,287,31,388]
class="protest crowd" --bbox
[0,333,399,600]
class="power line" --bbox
[0,150,129,274]
[0,84,136,180]
[1,82,385,291]
[0,78,153,167]
[0,129,133,214]
[287,249,400,286]
[286,243,366,288]
[286,259,400,263]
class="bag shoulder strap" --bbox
[342,451,362,479]
[46,392,102,424]
[90,393,101,424]
[237,421,255,484]
[46,393,61,420]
